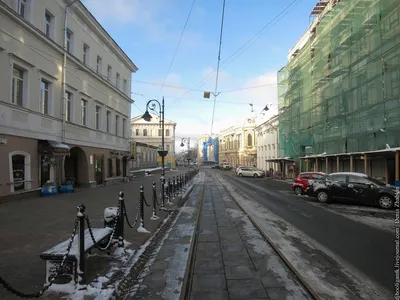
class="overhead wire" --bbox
[160,0,197,95]
[166,0,302,109]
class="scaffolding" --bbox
[277,0,400,160]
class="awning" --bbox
[265,157,295,162]
[39,140,70,154]
[300,146,400,159]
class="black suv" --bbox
[309,172,396,209]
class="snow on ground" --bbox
[215,173,391,300]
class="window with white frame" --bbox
[107,65,112,81]
[143,129,147,136]
[115,115,119,135]
[65,91,72,121]
[116,73,120,89]
[166,144,170,151]
[66,29,73,54]
[18,0,28,19]
[135,128,139,136]
[9,151,31,193]
[166,129,170,136]
[96,55,102,74]
[123,79,127,93]
[40,79,50,114]
[44,10,54,38]
[81,99,87,126]
[122,118,126,137]
[12,66,24,106]
[83,44,90,65]
[106,110,111,132]
[95,106,101,130]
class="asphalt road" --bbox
[216,169,394,293]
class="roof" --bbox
[130,113,177,125]
[310,1,329,15]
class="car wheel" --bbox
[293,186,303,196]
[253,174,258,178]
[239,173,243,177]
[378,195,394,209]
[317,191,329,203]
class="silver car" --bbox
[237,167,264,177]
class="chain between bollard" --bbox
[85,213,119,251]
[0,218,79,298]
[123,196,141,228]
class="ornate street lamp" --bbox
[142,97,167,210]
[180,137,190,166]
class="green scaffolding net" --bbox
[278,0,400,160]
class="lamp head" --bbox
[142,110,152,122]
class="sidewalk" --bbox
[128,170,311,300]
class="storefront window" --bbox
[116,158,121,176]
[9,151,31,193]
[108,158,112,177]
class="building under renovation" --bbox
[277,0,400,184]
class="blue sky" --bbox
[84,0,316,145]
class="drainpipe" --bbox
[62,0,79,142]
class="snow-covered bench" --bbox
[40,228,112,284]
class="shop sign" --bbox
[0,138,7,145]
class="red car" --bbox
[292,172,327,195]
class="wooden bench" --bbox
[40,228,112,284]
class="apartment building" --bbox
[130,114,177,168]
[218,117,257,167]
[0,0,138,196]
[255,115,279,172]
[277,0,400,183]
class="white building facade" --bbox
[130,114,177,168]
[255,115,279,172]
[0,0,138,196]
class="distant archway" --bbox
[64,147,88,187]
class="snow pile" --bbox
[215,173,391,300]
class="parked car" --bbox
[292,172,327,195]
[222,163,232,171]
[237,167,264,178]
[309,172,396,209]
[211,164,221,169]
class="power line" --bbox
[160,0,197,94]
[166,0,301,109]
[210,0,227,136]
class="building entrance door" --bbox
[94,155,103,185]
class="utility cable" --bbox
[210,0,227,136]
[166,0,301,109]
[160,0,197,95]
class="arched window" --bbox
[143,128,147,136]
[166,129,170,136]
[9,151,31,192]
[247,133,252,146]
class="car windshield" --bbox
[367,177,386,186]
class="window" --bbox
[329,174,346,182]
[115,115,119,135]
[108,158,112,177]
[116,159,121,176]
[122,118,126,137]
[66,29,73,53]
[40,80,49,114]
[135,128,139,136]
[143,129,147,136]
[348,175,369,184]
[18,0,27,18]
[95,106,101,130]
[83,44,90,65]
[44,10,53,38]
[106,111,111,132]
[158,129,162,136]
[166,144,170,151]
[81,99,87,126]
[12,67,24,106]
[9,151,31,193]
[96,55,102,74]
[247,133,252,146]
[312,174,325,180]
[107,65,112,81]
[116,73,120,89]
[65,91,72,121]
[123,79,127,93]
[166,129,170,136]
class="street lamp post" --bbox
[180,137,190,164]
[142,97,167,210]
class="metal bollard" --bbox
[160,175,165,210]
[151,182,160,220]
[77,204,87,287]
[118,191,124,248]
[172,176,176,197]
[139,186,145,230]
[168,178,172,200]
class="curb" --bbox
[217,177,321,300]
[180,179,204,300]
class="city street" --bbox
[0,168,190,300]
[215,168,394,298]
